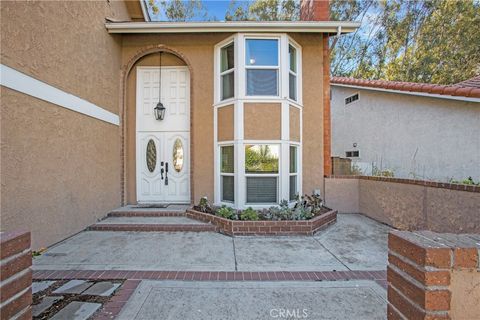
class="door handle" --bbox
[165,162,169,185]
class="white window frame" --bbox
[289,145,299,201]
[288,41,300,103]
[244,35,281,98]
[219,144,235,203]
[214,35,237,104]
[244,143,281,206]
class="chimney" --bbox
[300,0,330,21]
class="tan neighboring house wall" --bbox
[0,1,131,249]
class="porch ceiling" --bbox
[105,21,360,34]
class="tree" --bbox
[330,0,480,84]
[148,0,206,21]
[226,0,299,21]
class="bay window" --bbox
[289,146,298,201]
[289,44,298,101]
[215,34,302,208]
[220,145,234,202]
[245,39,279,96]
[220,42,235,100]
[245,144,279,203]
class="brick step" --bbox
[88,223,217,232]
[107,210,186,217]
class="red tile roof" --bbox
[331,76,480,99]
[455,75,480,89]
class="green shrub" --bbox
[216,205,236,219]
[240,207,259,221]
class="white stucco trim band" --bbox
[331,83,480,103]
[0,64,120,125]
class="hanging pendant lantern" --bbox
[154,51,166,121]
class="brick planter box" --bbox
[186,209,337,236]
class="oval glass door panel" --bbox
[146,139,156,173]
[173,138,184,172]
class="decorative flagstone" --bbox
[32,280,56,294]
[33,296,64,317]
[51,301,101,320]
[83,281,121,296]
[53,280,93,294]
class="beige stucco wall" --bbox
[449,270,480,319]
[0,1,127,249]
[217,105,234,142]
[290,34,325,196]
[289,106,300,142]
[244,103,281,140]
[122,33,233,204]
[324,177,480,233]
[324,178,359,213]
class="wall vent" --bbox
[345,93,359,105]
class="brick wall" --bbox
[300,0,330,21]
[388,230,480,319]
[0,231,32,320]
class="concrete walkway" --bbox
[33,214,391,272]
[32,214,391,320]
[117,280,387,320]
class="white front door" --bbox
[136,67,190,203]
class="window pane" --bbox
[289,73,297,101]
[222,176,234,202]
[222,72,234,100]
[289,175,297,201]
[290,146,297,173]
[221,146,234,173]
[245,145,279,174]
[289,45,296,72]
[246,69,278,96]
[221,43,234,72]
[247,177,277,203]
[246,39,278,66]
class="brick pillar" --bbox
[0,231,32,320]
[388,230,480,320]
[300,0,330,21]
[300,0,332,176]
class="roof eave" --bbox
[105,21,360,34]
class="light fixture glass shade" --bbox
[154,102,166,120]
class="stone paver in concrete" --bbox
[117,280,387,320]
[32,296,64,317]
[51,301,101,320]
[83,281,121,296]
[34,231,236,271]
[96,216,207,225]
[315,214,391,270]
[53,280,93,294]
[32,280,56,294]
[234,237,348,271]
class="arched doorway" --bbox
[121,47,194,205]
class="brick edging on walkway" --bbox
[88,224,217,232]
[33,269,386,284]
[93,279,141,320]
[326,175,480,193]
